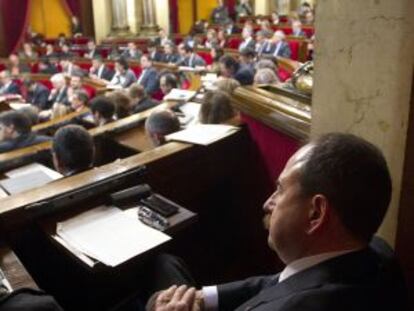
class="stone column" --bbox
[311,0,414,246]
[140,0,158,35]
[110,0,131,36]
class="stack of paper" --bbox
[177,102,201,126]
[0,163,63,195]
[55,206,171,267]
[166,124,239,145]
[163,89,196,102]
[9,103,32,110]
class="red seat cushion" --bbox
[197,51,213,65]
[227,37,243,49]
[277,68,291,82]
[130,65,142,77]
[152,89,164,101]
[39,80,53,90]
[287,40,300,60]
[83,85,96,99]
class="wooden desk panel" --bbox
[0,247,37,289]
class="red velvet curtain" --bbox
[169,0,179,33]
[60,0,81,17]
[0,0,32,55]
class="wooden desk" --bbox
[0,247,37,289]
[32,108,90,135]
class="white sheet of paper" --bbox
[0,164,62,195]
[56,206,171,267]
[9,103,32,110]
[165,124,239,145]
[163,89,196,102]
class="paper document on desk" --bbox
[56,206,171,267]
[163,89,196,102]
[178,102,201,127]
[1,163,62,195]
[9,103,32,110]
[166,124,239,145]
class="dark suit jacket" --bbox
[233,66,254,85]
[184,54,206,68]
[0,133,51,153]
[163,53,181,64]
[137,67,159,95]
[0,288,62,310]
[149,51,164,62]
[132,97,159,113]
[0,82,20,95]
[27,83,51,110]
[48,87,69,106]
[217,242,408,311]
[238,38,256,52]
[272,41,292,58]
[96,65,114,81]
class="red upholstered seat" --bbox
[181,80,191,90]
[0,64,5,71]
[227,37,243,49]
[72,37,90,45]
[303,27,314,38]
[277,68,291,82]
[29,63,39,73]
[76,62,92,71]
[83,85,96,99]
[280,27,293,36]
[197,51,213,65]
[39,80,53,90]
[152,89,164,101]
[287,40,300,60]
[130,65,142,77]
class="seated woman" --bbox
[107,90,132,119]
[199,90,236,124]
[205,29,219,49]
[207,46,224,74]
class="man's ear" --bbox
[306,194,329,235]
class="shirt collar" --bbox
[279,248,361,282]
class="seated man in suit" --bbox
[238,26,256,52]
[0,111,50,153]
[8,54,31,75]
[109,57,137,88]
[90,96,116,126]
[121,42,142,61]
[48,73,69,107]
[159,72,178,98]
[145,109,180,147]
[85,39,100,59]
[150,133,408,311]
[0,70,20,96]
[52,125,95,176]
[59,59,85,77]
[38,57,59,75]
[162,42,180,64]
[148,40,164,62]
[89,56,114,82]
[23,78,51,110]
[292,20,306,37]
[182,45,206,68]
[219,55,254,85]
[271,30,292,58]
[129,84,159,114]
[137,54,160,96]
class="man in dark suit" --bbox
[129,84,159,113]
[89,56,114,81]
[238,27,256,52]
[52,125,94,177]
[0,111,50,153]
[182,45,206,68]
[148,41,164,62]
[210,0,229,25]
[162,43,180,64]
[121,42,142,60]
[85,40,100,59]
[137,54,159,95]
[48,73,69,107]
[109,57,137,88]
[219,55,254,85]
[271,30,292,58]
[149,133,408,311]
[24,79,51,110]
[0,71,20,95]
[90,96,115,126]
